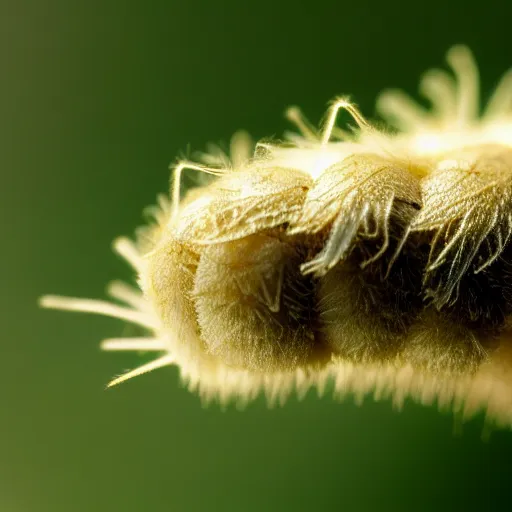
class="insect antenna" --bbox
[170,160,228,220]
[321,97,371,145]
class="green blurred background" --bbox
[3,0,512,510]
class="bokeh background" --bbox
[3,0,512,510]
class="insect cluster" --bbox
[41,46,512,427]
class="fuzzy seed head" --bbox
[41,45,512,428]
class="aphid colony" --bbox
[41,46,512,426]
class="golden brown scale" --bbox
[289,153,422,277]
[176,166,312,244]
[192,234,318,371]
[151,165,319,372]
[413,145,512,313]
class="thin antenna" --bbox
[170,161,227,219]
[321,98,370,146]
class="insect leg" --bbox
[170,160,227,220]
[321,98,370,145]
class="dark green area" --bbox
[3,1,512,510]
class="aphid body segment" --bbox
[41,46,512,427]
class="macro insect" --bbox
[41,46,512,427]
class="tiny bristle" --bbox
[106,281,146,310]
[106,354,175,388]
[100,337,165,351]
[112,237,144,271]
[39,295,156,329]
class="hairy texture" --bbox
[401,310,491,375]
[317,203,424,363]
[142,237,203,361]
[414,145,512,310]
[317,263,407,363]
[290,154,422,276]
[193,234,318,371]
[39,46,512,428]
[176,167,312,244]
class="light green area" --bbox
[2,1,511,510]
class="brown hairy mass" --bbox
[192,234,319,371]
